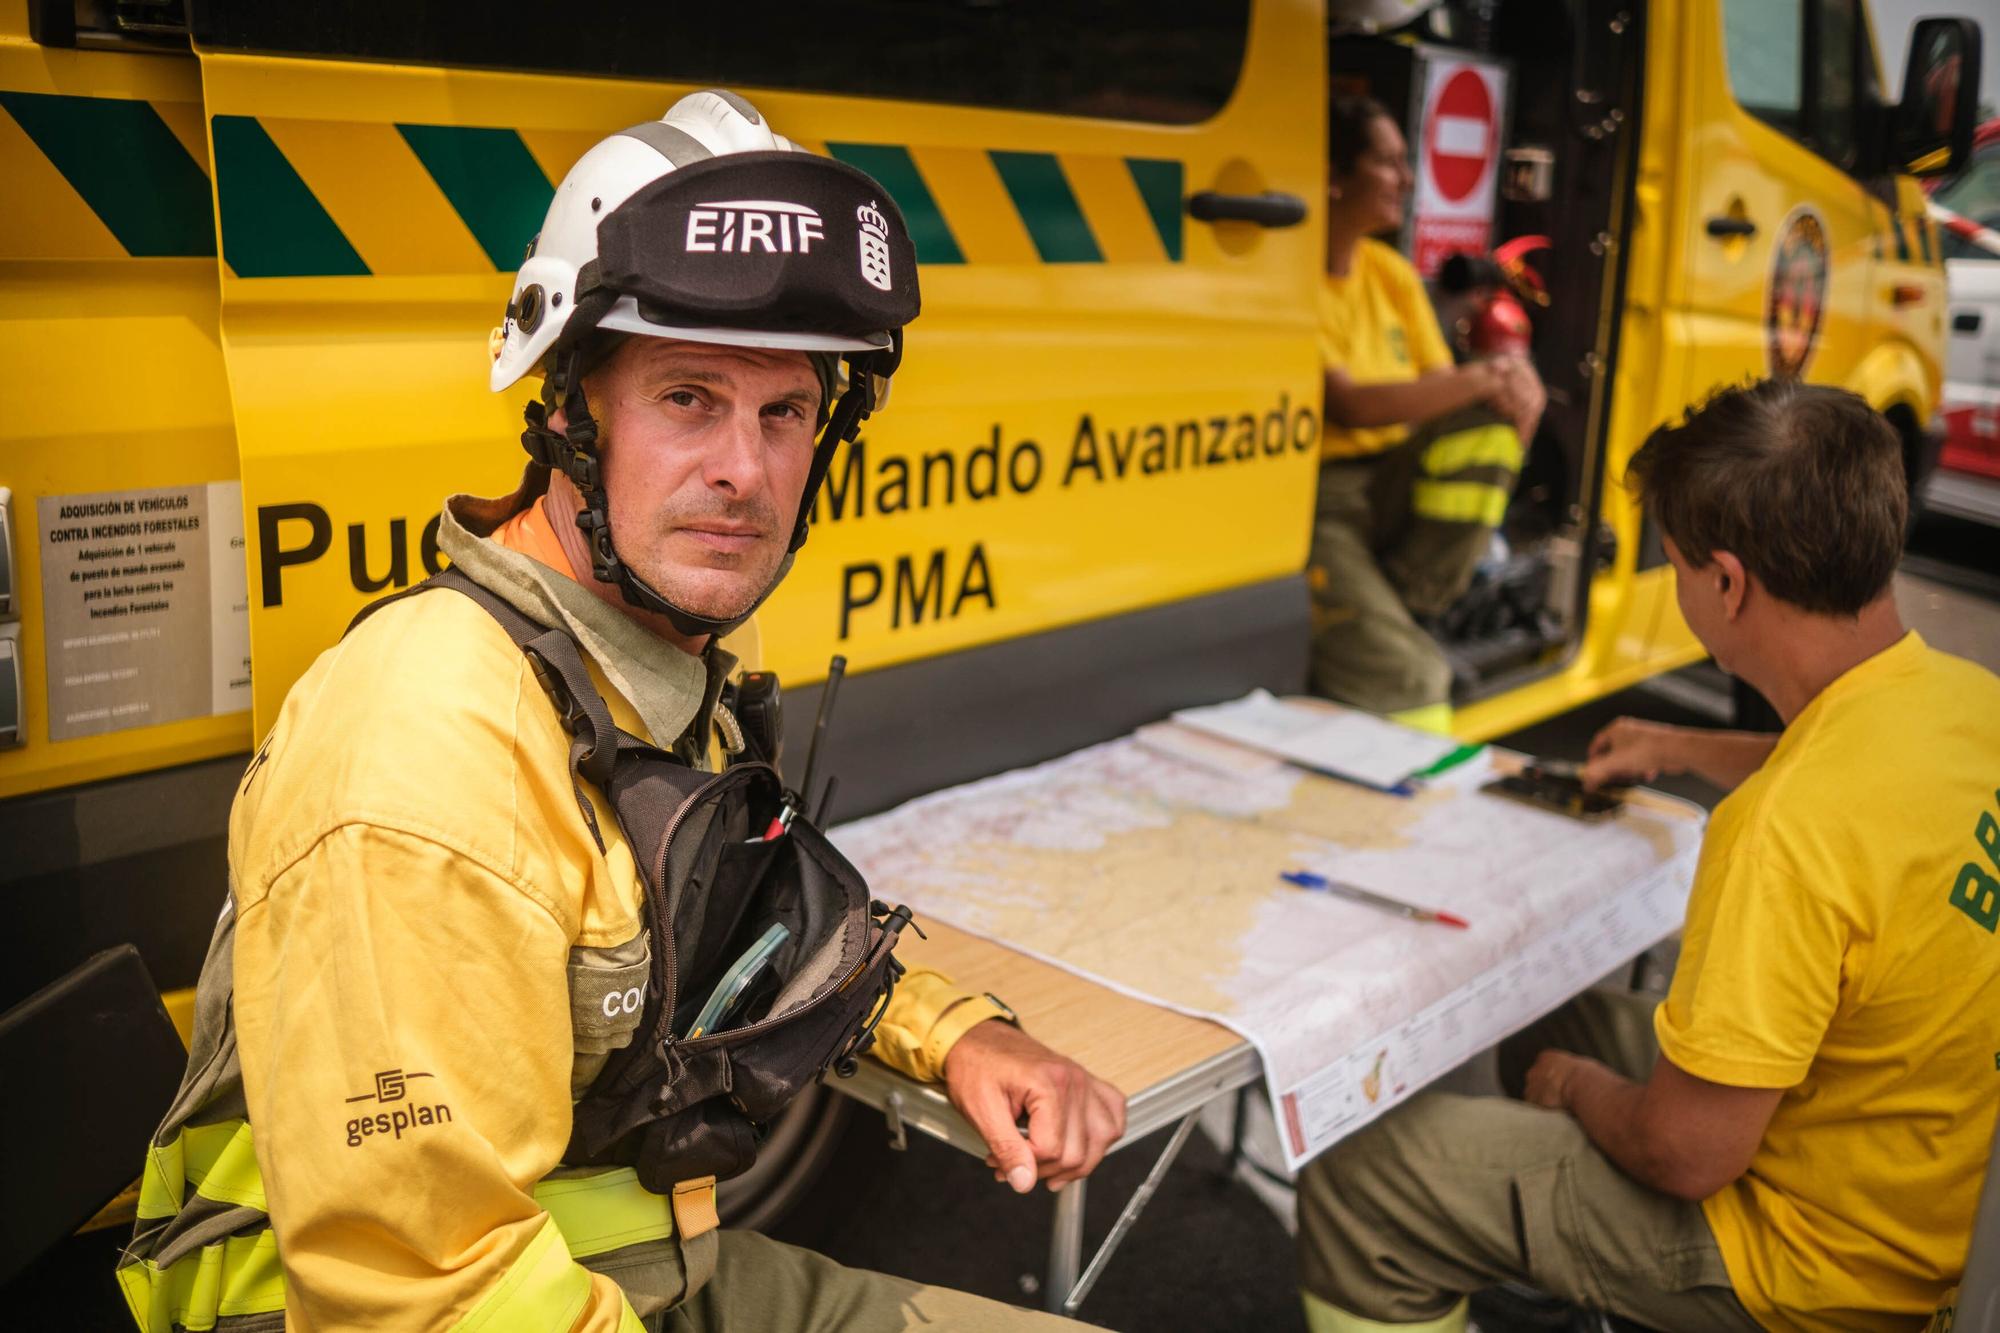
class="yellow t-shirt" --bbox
[1655,632,2000,1332]
[1317,237,1455,460]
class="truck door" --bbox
[1676,0,1883,401]
[185,2,1324,738]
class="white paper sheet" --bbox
[1170,690,1462,790]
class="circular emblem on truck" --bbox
[1766,206,1830,380]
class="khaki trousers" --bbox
[657,1229,1073,1332]
[1307,410,1522,715]
[1296,989,1763,1331]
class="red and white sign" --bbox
[1411,57,1508,276]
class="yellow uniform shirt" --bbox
[1655,632,2000,1331]
[219,490,999,1329]
[1317,237,1455,460]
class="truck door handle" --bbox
[1954,311,1983,333]
[1705,215,1758,238]
[1187,191,1308,228]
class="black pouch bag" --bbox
[351,568,911,1189]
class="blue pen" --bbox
[1281,870,1470,929]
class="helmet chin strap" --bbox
[519,336,898,641]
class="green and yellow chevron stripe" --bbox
[3,94,1189,278]
[0,90,215,260]
[203,116,1185,279]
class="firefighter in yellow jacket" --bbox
[117,90,1124,1331]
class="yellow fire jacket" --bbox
[117,478,1004,1331]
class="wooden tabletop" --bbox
[897,917,1244,1098]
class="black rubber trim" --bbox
[0,756,241,1010]
[0,946,185,1284]
[779,574,1309,823]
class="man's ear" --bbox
[1712,550,1749,620]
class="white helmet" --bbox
[491,89,908,389]
[495,89,920,638]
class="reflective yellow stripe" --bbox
[910,145,1039,264]
[182,1120,266,1211]
[532,1167,676,1258]
[137,1132,186,1221]
[1420,423,1522,478]
[262,116,488,275]
[516,128,603,196]
[1411,479,1509,526]
[1059,152,1167,264]
[116,1227,285,1332]
[151,99,210,173]
[448,1215,593,1333]
[1389,702,1455,736]
[0,106,125,259]
[136,1120,264,1221]
[130,1138,671,1327]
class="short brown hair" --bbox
[1626,379,1905,616]
[1329,95,1394,179]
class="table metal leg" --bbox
[1057,1110,1203,1317]
[1226,1084,1251,1175]
[1044,1179,1086,1314]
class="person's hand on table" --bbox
[942,1019,1126,1194]
[1582,716,1685,791]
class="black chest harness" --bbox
[353,567,913,1189]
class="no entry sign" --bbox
[1411,56,1508,276]
[1426,68,1496,203]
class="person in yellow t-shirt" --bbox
[1295,379,2000,1333]
[1309,95,1546,729]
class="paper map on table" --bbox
[832,729,1704,1170]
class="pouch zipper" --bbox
[672,917,892,1056]
[651,762,782,1064]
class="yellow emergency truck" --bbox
[0,0,1980,1273]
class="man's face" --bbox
[587,337,820,622]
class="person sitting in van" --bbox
[1295,380,2000,1333]
[1309,94,1546,731]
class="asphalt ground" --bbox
[10,522,1993,1330]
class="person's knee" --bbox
[1297,1097,1492,1321]
[1299,1095,1478,1241]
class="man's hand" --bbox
[1522,1049,1593,1110]
[942,1019,1126,1194]
[1582,716,1685,791]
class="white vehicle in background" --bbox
[1929,117,2000,527]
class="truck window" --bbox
[1934,140,2000,258]
[186,0,1250,126]
[1721,0,1871,174]
[1723,0,1805,138]
[1814,0,1858,169]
